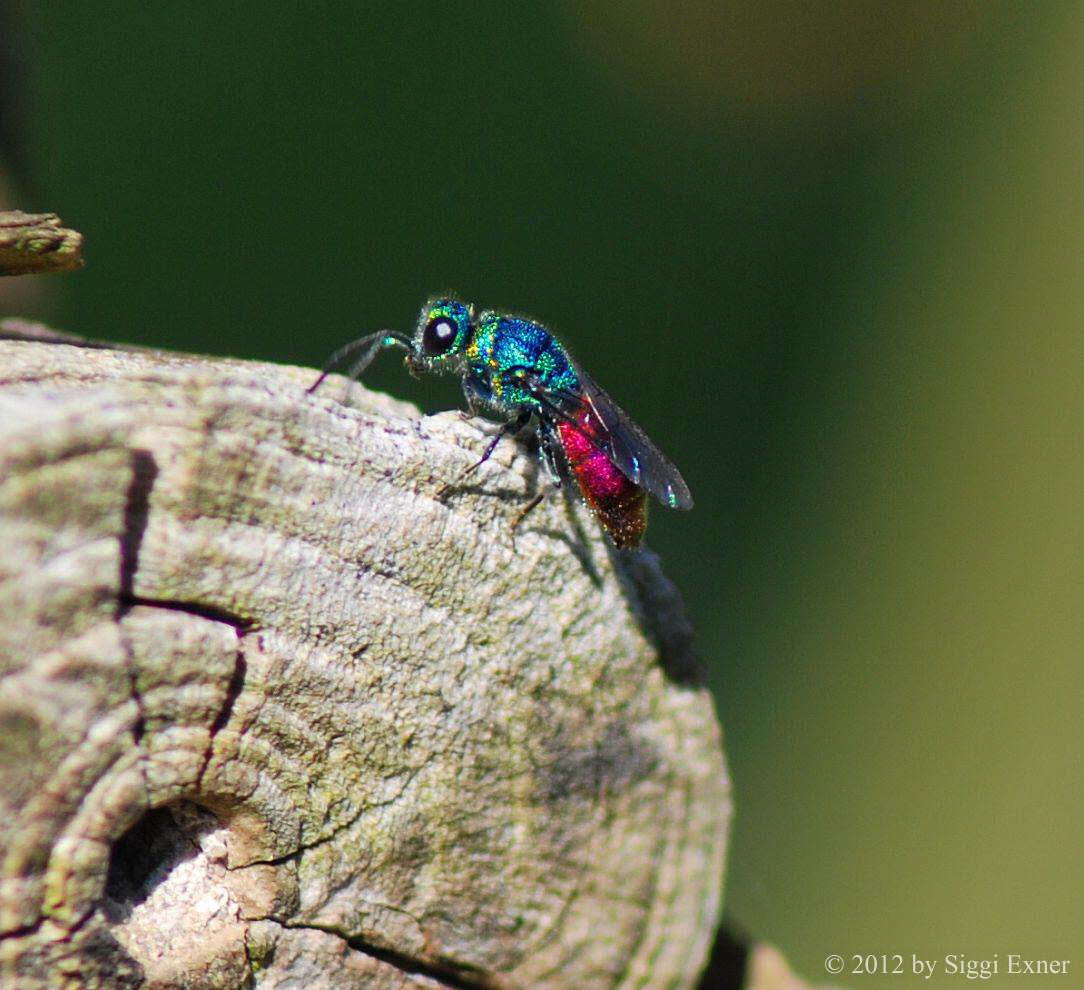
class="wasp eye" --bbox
[422,316,459,356]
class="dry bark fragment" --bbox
[0,212,84,276]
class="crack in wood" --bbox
[268,917,512,990]
[233,764,423,871]
[197,645,248,793]
[116,595,256,632]
[116,448,158,620]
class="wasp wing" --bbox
[553,362,693,510]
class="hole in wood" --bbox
[103,802,223,923]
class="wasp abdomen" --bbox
[558,410,647,550]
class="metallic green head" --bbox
[411,297,474,370]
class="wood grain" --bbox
[0,332,729,989]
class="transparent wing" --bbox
[553,362,694,510]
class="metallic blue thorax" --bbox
[465,312,580,411]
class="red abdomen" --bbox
[557,407,647,549]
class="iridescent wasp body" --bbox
[308,298,692,548]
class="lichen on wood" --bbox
[0,329,730,989]
[0,212,84,276]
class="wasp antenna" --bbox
[307,330,412,395]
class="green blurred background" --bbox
[3,3,1081,985]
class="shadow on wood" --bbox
[0,332,730,989]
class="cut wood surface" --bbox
[0,327,730,989]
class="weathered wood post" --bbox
[0,324,730,988]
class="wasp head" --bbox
[408,297,474,373]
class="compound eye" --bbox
[422,316,459,356]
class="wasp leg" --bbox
[511,423,565,530]
[437,410,532,501]
[458,376,485,420]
